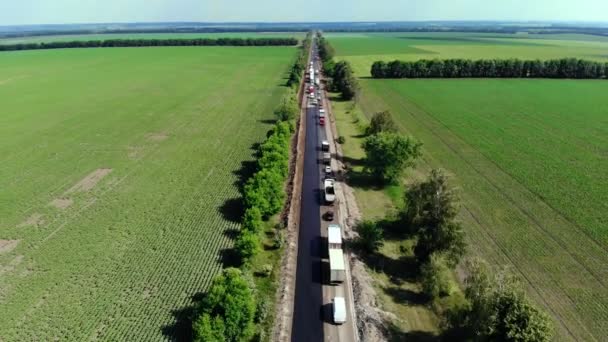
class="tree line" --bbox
[0,37,299,52]
[191,33,311,342]
[317,33,358,100]
[371,58,608,79]
[287,32,313,88]
[353,110,553,341]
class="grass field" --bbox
[0,32,304,45]
[0,46,294,340]
[355,79,608,341]
[326,32,608,76]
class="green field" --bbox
[327,32,608,76]
[0,32,304,45]
[356,79,608,340]
[0,46,294,340]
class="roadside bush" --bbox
[193,268,256,342]
[235,230,261,265]
[336,136,345,144]
[242,207,264,233]
[420,253,454,299]
[273,95,299,121]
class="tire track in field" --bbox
[367,84,607,340]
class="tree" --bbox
[371,61,388,78]
[404,169,465,264]
[403,169,458,229]
[366,110,398,135]
[420,253,454,299]
[493,289,553,342]
[193,268,256,342]
[415,221,466,265]
[362,132,422,184]
[356,220,384,253]
[445,259,553,342]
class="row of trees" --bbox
[287,32,313,88]
[354,110,552,340]
[0,37,298,52]
[192,34,310,342]
[317,33,359,100]
[371,58,608,79]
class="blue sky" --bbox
[1,0,607,26]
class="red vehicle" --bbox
[308,86,315,94]
[319,117,325,125]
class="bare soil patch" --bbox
[17,213,45,228]
[146,132,169,142]
[127,146,144,160]
[0,240,19,254]
[65,168,112,194]
[50,198,73,210]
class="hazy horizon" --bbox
[2,0,608,27]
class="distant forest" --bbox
[2,22,607,40]
[0,37,299,52]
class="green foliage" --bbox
[336,136,346,144]
[366,110,398,135]
[0,37,299,52]
[371,58,608,79]
[242,207,264,233]
[445,260,553,341]
[404,169,458,230]
[244,168,286,218]
[193,268,256,342]
[273,95,299,121]
[356,220,384,253]
[235,230,261,264]
[362,132,422,184]
[404,169,465,264]
[415,221,466,266]
[420,253,454,299]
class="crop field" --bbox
[0,46,294,340]
[357,78,608,340]
[0,32,304,45]
[326,32,608,76]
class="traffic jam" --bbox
[306,55,348,326]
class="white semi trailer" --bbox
[329,248,345,284]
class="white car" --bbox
[325,166,332,175]
[324,179,336,204]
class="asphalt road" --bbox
[291,43,326,342]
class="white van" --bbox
[333,297,346,324]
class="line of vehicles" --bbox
[307,56,348,326]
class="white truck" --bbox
[329,249,345,284]
[323,152,331,165]
[333,297,347,324]
[324,179,336,204]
